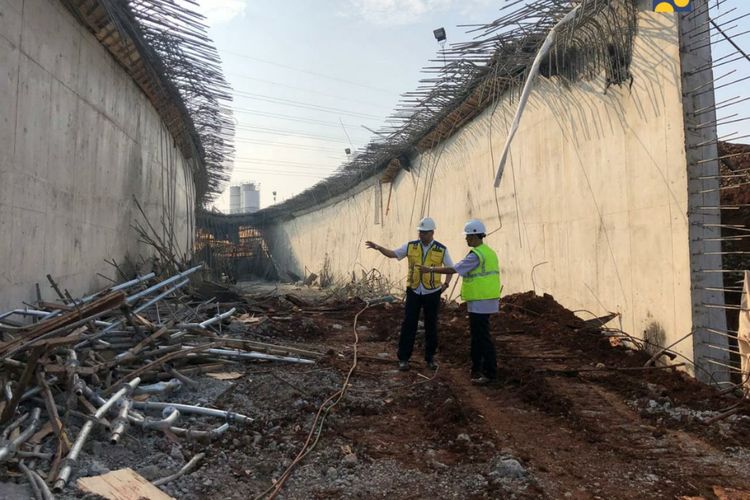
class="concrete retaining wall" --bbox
[0,0,195,310]
[266,12,703,367]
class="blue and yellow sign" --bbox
[653,0,693,12]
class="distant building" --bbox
[241,183,261,213]
[229,186,242,214]
[230,183,261,214]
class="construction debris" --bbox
[125,285,750,499]
[4,271,750,498]
[0,267,317,495]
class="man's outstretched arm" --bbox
[365,241,398,259]
[416,264,457,275]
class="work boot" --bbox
[471,375,491,386]
[426,359,438,370]
[398,361,410,371]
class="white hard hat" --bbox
[463,219,486,235]
[417,217,436,232]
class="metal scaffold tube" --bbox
[124,265,202,305]
[53,378,141,491]
[199,347,316,365]
[131,400,252,424]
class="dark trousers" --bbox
[469,313,497,379]
[398,288,441,362]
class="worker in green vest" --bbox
[417,219,499,385]
[365,217,453,372]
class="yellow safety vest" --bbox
[406,240,446,290]
[460,243,501,302]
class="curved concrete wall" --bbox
[266,12,702,365]
[0,0,195,310]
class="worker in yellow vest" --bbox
[417,219,499,385]
[365,217,453,371]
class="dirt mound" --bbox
[503,291,585,328]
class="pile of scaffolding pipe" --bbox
[46,272,157,322]
[0,263,317,493]
[53,378,141,491]
[0,273,158,327]
[1,309,113,329]
[84,265,203,343]
[125,266,202,305]
[0,408,41,463]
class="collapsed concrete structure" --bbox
[0,0,232,311]
[4,0,742,386]
[3,1,750,496]
[209,0,747,385]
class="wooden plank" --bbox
[206,371,243,380]
[36,371,71,453]
[43,364,99,375]
[110,324,171,366]
[713,485,750,500]
[0,291,125,356]
[29,421,54,445]
[77,468,173,500]
[31,330,86,349]
[37,301,74,312]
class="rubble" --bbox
[3,276,750,498]
[0,267,318,497]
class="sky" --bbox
[195,0,500,211]
[195,0,750,211]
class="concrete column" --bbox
[679,0,731,384]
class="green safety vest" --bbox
[460,243,501,302]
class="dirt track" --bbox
[66,289,750,499]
